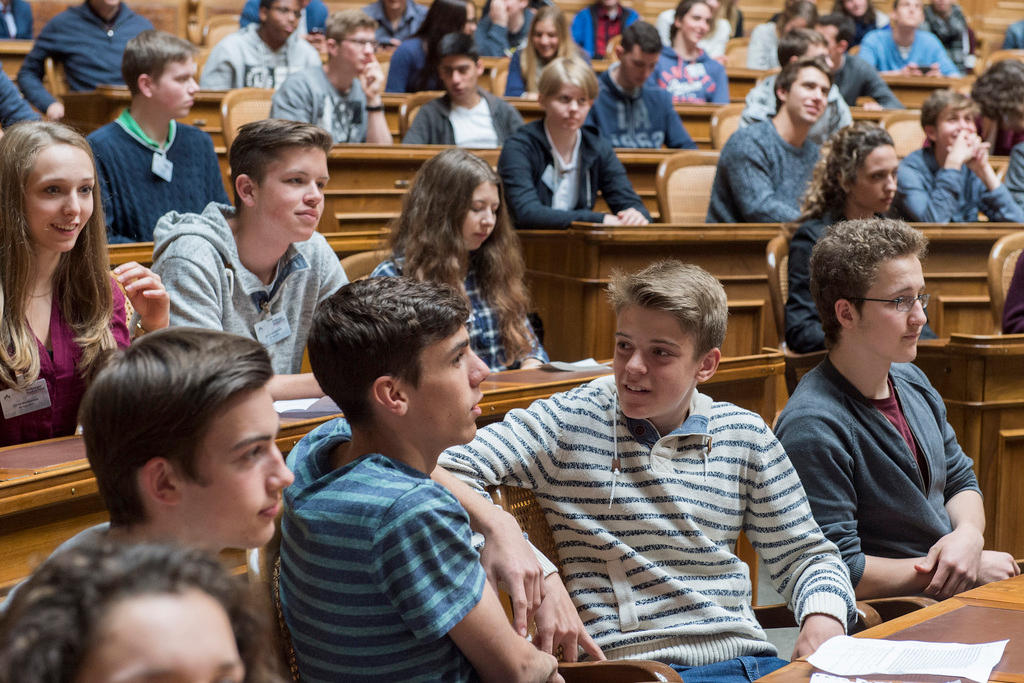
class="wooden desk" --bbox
[0,351,783,595]
[915,334,1024,558]
[521,222,1015,363]
[725,67,772,101]
[760,574,1024,682]
[881,73,974,108]
[0,40,31,80]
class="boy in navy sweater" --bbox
[587,21,695,149]
[88,30,228,243]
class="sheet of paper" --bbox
[810,675,962,683]
[273,398,319,413]
[807,635,1007,683]
[541,358,609,372]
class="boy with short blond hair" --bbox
[88,30,229,243]
[272,9,392,144]
[439,260,855,680]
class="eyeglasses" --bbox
[342,37,381,50]
[845,293,930,313]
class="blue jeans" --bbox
[669,655,788,682]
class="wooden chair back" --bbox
[978,49,1024,73]
[203,13,240,46]
[43,57,66,98]
[987,231,1024,332]
[479,56,510,95]
[881,109,925,158]
[724,36,749,67]
[248,524,301,682]
[339,248,391,281]
[220,87,275,148]
[766,232,789,348]
[710,102,745,149]
[398,90,445,137]
[654,150,720,223]
[605,34,622,61]
[490,58,510,96]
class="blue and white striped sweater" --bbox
[439,375,855,666]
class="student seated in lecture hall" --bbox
[785,122,938,354]
[271,9,393,145]
[498,57,650,228]
[505,5,588,98]
[775,218,1020,600]
[651,0,729,104]
[971,59,1024,157]
[16,0,153,122]
[385,0,477,93]
[200,0,321,90]
[894,90,1024,223]
[475,0,534,56]
[364,0,427,49]
[0,121,168,448]
[570,0,639,60]
[746,0,818,70]
[437,260,855,678]
[88,30,229,244]
[279,276,568,682]
[0,327,294,610]
[587,21,697,149]
[371,149,547,371]
[654,0,739,60]
[152,119,348,401]
[740,28,852,146]
[815,13,903,110]
[402,32,524,146]
[242,0,330,50]
[858,0,959,76]
[833,0,888,47]
[707,56,829,223]
[0,542,281,682]
[922,0,974,74]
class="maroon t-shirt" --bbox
[595,5,624,59]
[868,375,929,486]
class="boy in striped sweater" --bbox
[439,260,856,680]
[278,276,562,683]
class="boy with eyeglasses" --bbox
[272,9,392,144]
[775,218,1019,601]
[200,0,320,90]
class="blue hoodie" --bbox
[648,44,728,104]
[587,67,696,149]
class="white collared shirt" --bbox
[543,123,582,211]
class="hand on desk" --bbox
[792,613,845,660]
[533,573,605,662]
[977,549,1020,585]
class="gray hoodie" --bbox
[200,23,321,90]
[152,202,347,375]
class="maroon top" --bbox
[0,281,130,447]
[595,5,624,60]
[868,375,929,487]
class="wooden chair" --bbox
[710,102,745,150]
[605,34,623,61]
[398,90,444,137]
[880,109,925,158]
[978,49,1024,73]
[203,13,240,47]
[43,56,66,99]
[724,36,749,67]
[339,248,391,280]
[490,58,510,96]
[220,87,274,148]
[987,231,1024,332]
[766,232,830,394]
[654,150,720,223]
[479,56,510,95]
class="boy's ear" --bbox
[136,73,155,98]
[923,124,938,143]
[835,298,857,328]
[370,375,409,417]
[235,173,258,208]
[136,457,186,508]
[695,347,721,383]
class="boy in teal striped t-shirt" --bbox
[279,276,562,683]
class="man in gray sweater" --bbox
[402,32,524,146]
[707,56,829,223]
[775,218,1019,600]
[271,9,392,144]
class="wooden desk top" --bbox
[760,575,1024,682]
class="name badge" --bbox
[151,152,173,182]
[0,378,51,419]
[254,311,291,346]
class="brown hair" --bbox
[387,149,535,368]
[538,55,599,100]
[970,59,1024,127]
[519,6,575,94]
[0,122,114,392]
[229,118,333,206]
[324,8,378,43]
[79,327,273,527]
[607,259,728,356]
[775,0,819,34]
[920,89,976,128]
[810,217,927,347]
[122,30,198,96]
[800,122,895,221]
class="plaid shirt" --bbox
[371,257,549,371]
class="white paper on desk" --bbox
[807,635,1007,683]
[810,675,962,683]
[541,358,610,372]
[273,398,319,413]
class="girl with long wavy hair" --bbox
[371,148,547,371]
[0,121,168,446]
[505,5,586,97]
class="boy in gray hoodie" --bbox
[152,119,347,400]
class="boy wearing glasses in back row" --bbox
[272,10,392,144]
[775,218,1019,602]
